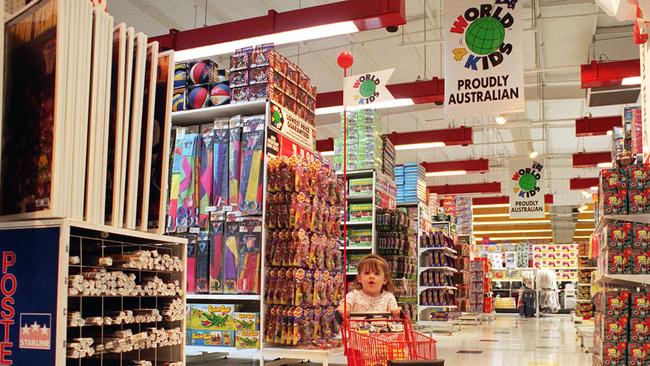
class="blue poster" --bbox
[0,227,60,365]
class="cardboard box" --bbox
[190,330,235,347]
[236,330,260,349]
[234,312,260,331]
[191,304,236,331]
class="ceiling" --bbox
[105,0,638,241]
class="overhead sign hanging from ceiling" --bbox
[444,0,524,119]
[509,158,546,218]
[343,68,395,108]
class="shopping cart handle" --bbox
[349,311,404,319]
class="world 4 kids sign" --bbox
[509,159,546,218]
[444,0,524,119]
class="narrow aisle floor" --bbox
[434,314,591,366]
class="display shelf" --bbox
[595,213,650,234]
[396,202,419,207]
[419,246,457,255]
[419,286,457,290]
[419,266,458,273]
[339,246,373,251]
[595,273,650,287]
[171,100,266,125]
[186,294,260,301]
[262,346,343,366]
[419,305,458,309]
[346,194,374,201]
[186,346,258,359]
[343,221,373,226]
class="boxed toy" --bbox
[190,304,236,331]
[234,312,260,331]
[348,178,373,196]
[603,289,631,317]
[236,330,260,349]
[601,342,627,366]
[606,222,632,249]
[606,249,631,274]
[190,330,235,347]
[601,190,629,215]
[634,223,650,249]
[630,318,650,343]
[601,168,628,191]
[628,343,650,366]
[632,292,650,318]
[237,218,262,294]
[632,249,649,274]
[630,188,650,214]
[348,229,372,246]
[349,203,373,222]
[629,165,650,189]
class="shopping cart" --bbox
[340,312,437,366]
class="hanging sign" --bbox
[444,0,524,119]
[343,68,395,107]
[509,158,545,218]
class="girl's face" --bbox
[358,265,387,296]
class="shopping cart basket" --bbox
[341,312,437,366]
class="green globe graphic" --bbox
[359,80,377,98]
[518,174,537,192]
[465,17,505,55]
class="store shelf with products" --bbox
[576,242,595,319]
[0,219,187,365]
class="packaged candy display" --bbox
[187,304,260,349]
[394,163,427,204]
[334,109,383,172]
[420,269,453,287]
[597,166,650,215]
[172,60,230,111]
[419,288,457,307]
[469,259,489,314]
[264,156,343,346]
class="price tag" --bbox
[206,206,218,212]
[176,226,188,234]
[189,227,200,234]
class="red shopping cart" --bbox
[341,312,437,366]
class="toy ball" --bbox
[190,60,216,85]
[210,83,231,106]
[188,86,209,109]
[174,70,187,89]
[172,92,185,112]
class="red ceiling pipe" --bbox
[422,158,488,173]
[316,79,445,108]
[581,59,640,89]
[427,182,501,195]
[472,194,554,205]
[572,151,612,167]
[316,137,334,152]
[575,116,622,136]
[570,177,599,190]
[387,127,473,147]
[151,0,406,51]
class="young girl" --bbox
[337,254,401,318]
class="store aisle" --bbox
[434,315,591,366]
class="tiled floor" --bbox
[188,314,592,366]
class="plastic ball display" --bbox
[187,86,209,109]
[172,92,185,112]
[190,60,215,85]
[210,83,231,106]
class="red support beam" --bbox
[427,182,501,195]
[316,79,445,108]
[570,177,599,190]
[151,0,406,52]
[572,151,612,167]
[472,194,554,205]
[422,159,488,174]
[575,116,622,136]
[581,59,640,89]
[316,137,334,152]
[387,127,472,147]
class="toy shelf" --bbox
[171,100,266,125]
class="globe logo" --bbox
[465,17,506,56]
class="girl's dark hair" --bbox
[355,254,396,293]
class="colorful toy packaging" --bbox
[234,313,260,331]
[264,156,343,346]
[632,292,650,318]
[236,330,260,349]
[237,217,262,294]
[628,343,650,366]
[634,223,650,249]
[606,222,632,249]
[190,304,236,331]
[238,115,265,215]
[190,330,235,347]
[196,234,210,293]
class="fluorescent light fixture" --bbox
[474,236,553,241]
[597,162,614,168]
[315,98,415,115]
[175,21,359,61]
[589,186,599,191]
[473,203,510,208]
[425,170,467,177]
[474,219,551,225]
[529,151,539,159]
[573,235,592,239]
[472,213,510,218]
[495,115,507,125]
[606,130,613,136]
[474,229,554,235]
[394,141,446,151]
[622,76,641,85]
[320,151,335,156]
[575,228,594,232]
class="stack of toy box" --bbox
[382,136,396,179]
[334,109,383,172]
[455,197,472,236]
[187,304,260,349]
[428,192,440,216]
[624,106,643,158]
[600,221,650,275]
[599,164,650,216]
[593,288,650,365]
[394,163,426,204]
[469,259,487,313]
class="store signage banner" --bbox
[0,227,61,365]
[509,158,545,218]
[268,102,316,152]
[343,68,395,107]
[444,0,524,119]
